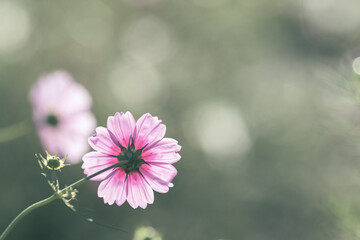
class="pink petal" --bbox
[114,171,128,206]
[107,112,136,148]
[64,140,90,164]
[89,127,121,155]
[37,127,62,154]
[97,170,127,205]
[126,172,154,209]
[142,138,181,164]
[48,121,94,163]
[38,126,86,163]
[133,113,166,150]
[82,152,118,181]
[38,119,94,163]
[143,138,181,154]
[57,80,92,116]
[29,71,92,116]
[143,151,181,165]
[62,112,96,136]
[29,71,73,111]
[140,163,177,193]
[97,171,119,205]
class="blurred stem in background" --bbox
[0,160,129,240]
[0,120,30,143]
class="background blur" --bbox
[2,0,360,239]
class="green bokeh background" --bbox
[2,0,360,239]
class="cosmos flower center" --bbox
[46,114,59,127]
[116,138,147,174]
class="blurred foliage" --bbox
[2,0,360,239]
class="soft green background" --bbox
[2,0,360,239]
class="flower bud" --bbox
[37,151,68,171]
[133,226,162,240]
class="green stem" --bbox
[59,160,129,194]
[0,194,58,240]
[0,160,129,240]
[0,120,30,143]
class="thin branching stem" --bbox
[0,160,129,240]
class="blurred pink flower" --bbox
[29,71,96,163]
[82,112,181,209]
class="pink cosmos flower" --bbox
[29,71,96,163]
[82,112,181,209]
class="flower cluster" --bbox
[1,69,183,239]
[29,71,181,209]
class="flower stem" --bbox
[0,120,30,143]
[0,160,129,240]
[58,160,129,193]
[0,193,59,240]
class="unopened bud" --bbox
[37,151,68,171]
[133,226,162,240]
